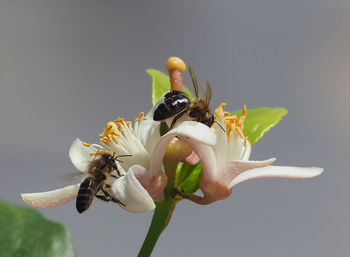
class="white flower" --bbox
[21,99,323,212]
[21,102,217,212]
[21,109,161,213]
[194,103,323,204]
[149,103,323,204]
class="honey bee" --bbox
[153,64,214,129]
[76,151,129,213]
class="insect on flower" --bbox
[75,149,131,213]
[153,58,214,129]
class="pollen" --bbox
[99,121,119,145]
[90,149,104,157]
[135,112,145,122]
[221,105,248,142]
[237,105,247,126]
[235,126,245,140]
[82,142,91,147]
[214,103,227,121]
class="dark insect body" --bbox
[76,152,125,213]
[153,65,214,129]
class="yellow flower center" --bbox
[99,121,120,145]
[214,103,248,146]
[98,112,146,147]
[135,112,147,122]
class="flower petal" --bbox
[111,165,155,213]
[149,121,216,176]
[173,121,217,146]
[183,151,200,165]
[231,165,324,188]
[69,138,98,172]
[21,184,79,208]
[190,158,276,204]
[220,158,276,188]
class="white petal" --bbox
[111,165,155,213]
[231,165,324,188]
[149,121,216,176]
[140,119,161,157]
[172,121,216,146]
[21,184,79,208]
[241,140,252,161]
[69,138,98,172]
[212,158,275,187]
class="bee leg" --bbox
[100,186,126,207]
[170,109,188,129]
[111,173,124,179]
[95,194,110,202]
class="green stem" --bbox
[137,197,177,257]
[137,159,178,257]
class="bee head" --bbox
[189,99,214,127]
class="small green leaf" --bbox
[0,199,76,257]
[159,121,169,136]
[146,69,194,106]
[176,162,202,194]
[230,107,288,145]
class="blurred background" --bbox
[0,0,349,256]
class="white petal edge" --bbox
[231,166,324,188]
[21,184,80,208]
[149,121,216,176]
[111,165,155,213]
[172,121,216,146]
[69,138,97,172]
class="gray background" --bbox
[0,1,349,256]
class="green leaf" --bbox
[159,121,169,136]
[146,69,194,106]
[0,199,76,257]
[176,162,202,194]
[230,107,288,145]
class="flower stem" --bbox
[137,196,177,257]
[137,159,179,257]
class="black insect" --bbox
[76,152,128,213]
[153,65,214,129]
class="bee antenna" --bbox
[215,120,226,132]
[115,154,132,158]
[114,154,132,162]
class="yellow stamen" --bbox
[226,121,234,141]
[238,105,247,126]
[235,126,245,140]
[115,117,124,123]
[82,142,91,147]
[99,121,119,146]
[90,149,104,157]
[214,103,227,121]
[218,104,248,142]
[135,112,145,122]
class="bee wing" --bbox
[188,64,199,97]
[205,81,212,103]
[21,184,80,208]
[56,171,86,182]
